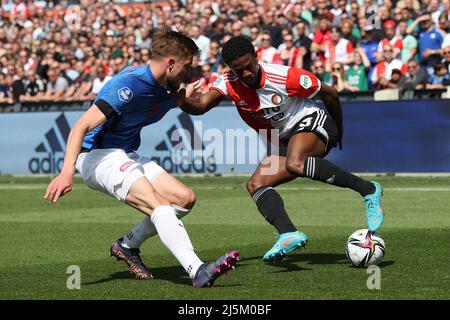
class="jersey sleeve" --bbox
[94,75,137,115]
[285,67,322,99]
[209,76,229,96]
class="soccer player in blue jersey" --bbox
[44,31,239,288]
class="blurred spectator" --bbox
[261,10,283,48]
[324,26,354,71]
[231,21,244,37]
[311,14,332,65]
[311,60,332,86]
[378,20,403,59]
[186,55,203,83]
[437,12,449,37]
[205,41,222,73]
[189,25,211,64]
[408,12,444,68]
[398,21,418,63]
[427,62,450,88]
[371,44,407,89]
[0,0,448,109]
[293,21,312,70]
[41,67,69,102]
[20,69,46,102]
[279,33,303,68]
[387,69,403,89]
[200,64,219,93]
[340,19,359,48]
[442,46,450,72]
[256,32,283,65]
[330,0,347,26]
[11,66,26,102]
[360,26,380,66]
[315,0,334,23]
[140,48,151,64]
[345,47,370,91]
[330,62,346,92]
[0,73,14,105]
[250,26,263,47]
[91,64,112,96]
[398,58,429,90]
[440,12,450,47]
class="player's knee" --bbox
[246,177,265,194]
[177,187,196,209]
[286,157,306,176]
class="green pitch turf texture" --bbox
[0,175,448,300]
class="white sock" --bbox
[122,204,191,249]
[151,205,203,278]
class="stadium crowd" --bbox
[0,0,450,109]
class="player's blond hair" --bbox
[150,30,199,60]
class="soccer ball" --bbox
[345,229,386,268]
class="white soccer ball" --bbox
[345,229,386,268]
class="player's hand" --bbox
[44,173,73,203]
[185,78,205,98]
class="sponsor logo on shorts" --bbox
[237,99,248,106]
[300,75,312,89]
[118,87,133,102]
[119,160,135,172]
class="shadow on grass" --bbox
[83,265,192,286]
[377,260,395,268]
[83,265,244,287]
[240,253,394,272]
[347,260,395,269]
[242,252,394,267]
[242,252,345,264]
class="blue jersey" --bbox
[418,29,443,66]
[82,65,177,152]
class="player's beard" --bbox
[165,76,182,95]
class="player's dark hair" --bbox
[221,35,256,65]
[150,30,200,60]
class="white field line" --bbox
[0,184,449,192]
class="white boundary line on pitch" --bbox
[6,172,450,177]
[0,185,449,191]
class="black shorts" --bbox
[280,110,339,156]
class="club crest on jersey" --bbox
[300,75,312,89]
[118,87,133,102]
[271,94,283,105]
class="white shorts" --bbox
[75,148,165,202]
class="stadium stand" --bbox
[0,0,449,112]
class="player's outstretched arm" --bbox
[315,83,344,149]
[44,105,107,203]
[177,79,223,115]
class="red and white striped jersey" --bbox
[378,37,403,54]
[324,38,354,64]
[209,63,324,138]
[371,59,407,82]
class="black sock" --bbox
[303,157,375,197]
[251,186,297,234]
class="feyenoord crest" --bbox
[271,94,283,105]
[300,75,312,89]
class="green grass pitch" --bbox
[0,175,449,299]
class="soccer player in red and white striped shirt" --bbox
[179,36,384,263]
